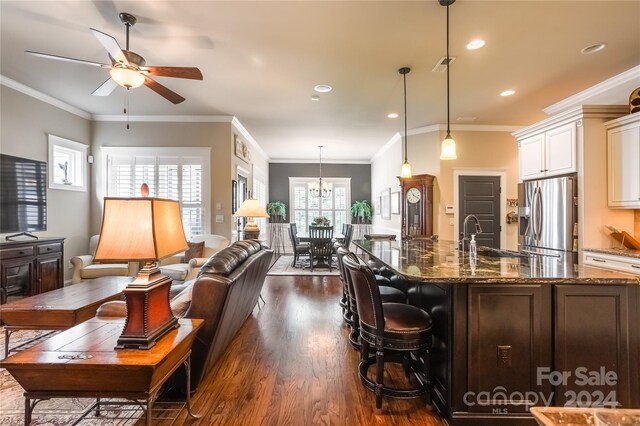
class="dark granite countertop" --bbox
[353,239,640,285]
[583,247,640,259]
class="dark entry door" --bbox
[459,175,500,248]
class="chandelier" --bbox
[309,145,332,198]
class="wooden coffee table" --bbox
[1,317,203,426]
[0,276,130,356]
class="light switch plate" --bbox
[215,214,224,223]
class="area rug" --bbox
[267,255,340,276]
[0,328,182,425]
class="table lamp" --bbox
[94,196,188,349]
[233,199,269,240]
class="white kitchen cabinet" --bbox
[517,122,576,181]
[583,250,640,275]
[607,114,640,208]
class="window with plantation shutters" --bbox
[288,177,351,233]
[253,169,267,237]
[103,147,210,239]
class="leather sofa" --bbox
[97,239,273,389]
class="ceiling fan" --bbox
[25,12,203,104]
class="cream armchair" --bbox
[159,234,230,283]
[70,235,136,284]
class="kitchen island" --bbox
[354,239,640,426]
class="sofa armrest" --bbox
[184,257,208,281]
[96,301,127,318]
[71,255,94,268]
[159,253,185,266]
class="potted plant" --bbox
[312,216,331,226]
[350,200,372,224]
[266,201,287,223]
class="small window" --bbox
[48,135,87,192]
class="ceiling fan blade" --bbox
[90,28,128,64]
[91,77,119,96]
[143,66,203,80]
[25,50,110,68]
[144,76,185,104]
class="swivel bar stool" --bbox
[342,252,433,409]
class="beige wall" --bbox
[0,86,91,281]
[91,121,235,239]
[635,210,640,239]
[434,131,519,249]
[370,129,519,249]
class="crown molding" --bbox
[409,123,522,135]
[370,132,401,162]
[1,75,92,120]
[513,105,628,139]
[92,115,234,122]
[543,65,640,116]
[270,159,371,164]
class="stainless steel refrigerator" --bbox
[518,175,577,256]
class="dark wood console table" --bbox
[0,237,65,304]
[1,317,204,426]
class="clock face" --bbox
[406,187,421,204]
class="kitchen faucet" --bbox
[459,214,483,251]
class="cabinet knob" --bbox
[540,169,544,172]
[544,169,548,172]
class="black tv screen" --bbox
[0,154,47,234]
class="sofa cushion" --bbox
[200,246,249,277]
[184,241,205,262]
[170,281,194,318]
[159,263,190,281]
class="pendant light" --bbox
[309,145,332,198]
[399,67,412,178]
[440,0,458,160]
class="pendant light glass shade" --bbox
[440,0,457,161]
[440,132,457,160]
[401,160,412,178]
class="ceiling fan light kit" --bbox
[439,0,458,161]
[25,11,203,105]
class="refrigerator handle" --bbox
[531,186,539,242]
[536,186,543,242]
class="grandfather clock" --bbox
[398,174,435,239]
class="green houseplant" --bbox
[266,201,287,223]
[350,200,372,224]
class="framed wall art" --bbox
[381,187,391,220]
[391,191,400,215]
[234,134,251,163]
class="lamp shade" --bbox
[95,197,188,262]
[233,199,269,218]
[110,67,145,89]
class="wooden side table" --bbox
[0,276,130,357]
[1,317,203,426]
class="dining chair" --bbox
[308,225,334,271]
[288,224,310,267]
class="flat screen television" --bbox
[0,154,47,234]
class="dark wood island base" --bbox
[355,239,640,426]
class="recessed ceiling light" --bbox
[500,89,516,97]
[314,84,332,93]
[311,94,320,101]
[581,43,606,54]
[466,39,485,50]
[387,113,399,119]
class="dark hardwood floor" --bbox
[171,275,445,425]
